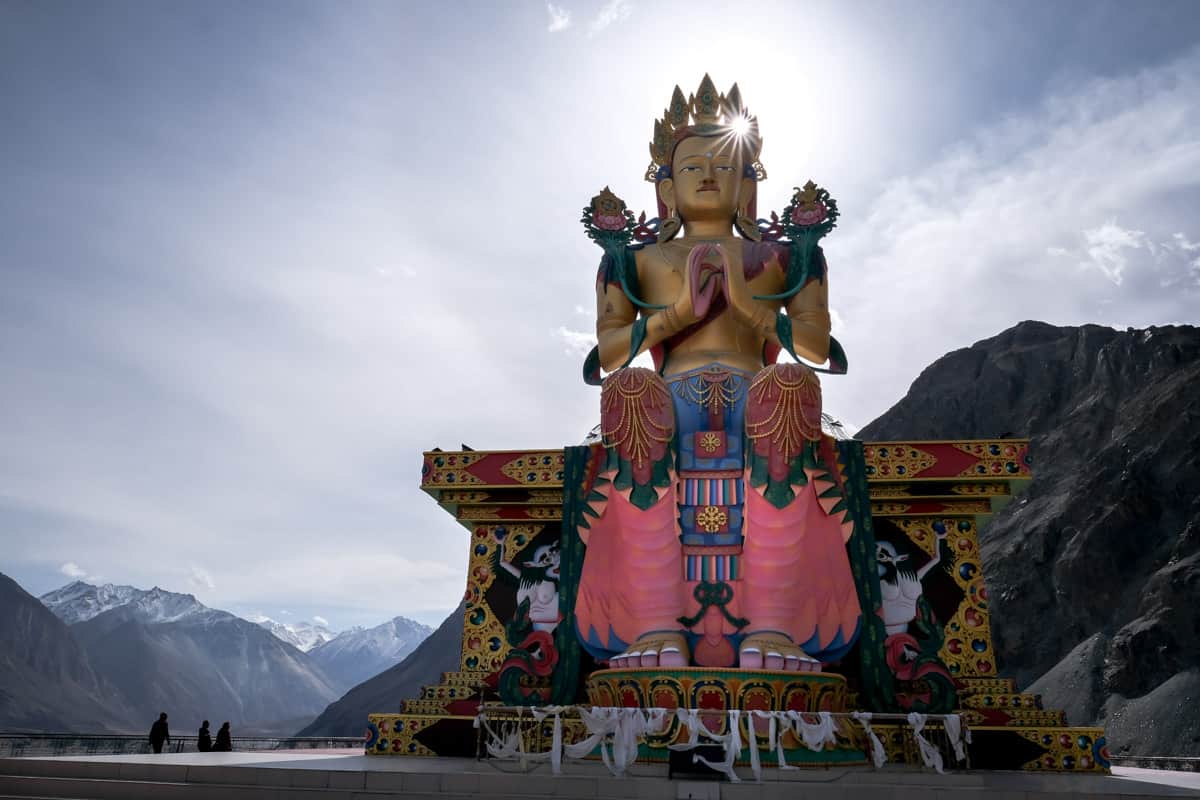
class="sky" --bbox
[2,0,1198,631]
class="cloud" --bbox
[3,5,1198,635]
[546,2,571,32]
[556,326,597,357]
[589,0,631,33]
[188,565,216,591]
[1080,222,1146,285]
[824,48,1200,426]
[59,562,87,579]
[313,615,329,626]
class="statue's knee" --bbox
[746,363,823,444]
[600,368,674,456]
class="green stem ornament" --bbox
[753,181,840,302]
[581,188,665,385]
[581,189,664,312]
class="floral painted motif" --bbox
[789,181,829,227]
[583,187,633,236]
[588,186,631,232]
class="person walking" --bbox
[197,720,212,752]
[148,712,170,754]
[213,721,232,752]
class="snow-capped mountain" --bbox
[39,581,207,625]
[308,616,433,690]
[251,616,335,652]
[34,579,339,734]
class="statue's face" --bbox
[661,135,744,223]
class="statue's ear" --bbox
[736,175,758,217]
[657,178,676,213]
[735,176,761,240]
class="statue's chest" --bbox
[643,245,770,298]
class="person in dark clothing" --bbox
[213,721,232,752]
[149,712,170,754]
[197,720,212,752]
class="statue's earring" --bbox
[735,211,761,241]
[659,208,682,242]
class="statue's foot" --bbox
[739,632,821,672]
[608,633,689,669]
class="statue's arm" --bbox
[730,249,831,365]
[779,275,832,364]
[595,251,694,373]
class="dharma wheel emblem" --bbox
[697,505,728,533]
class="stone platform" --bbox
[1,752,1198,799]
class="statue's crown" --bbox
[646,74,765,183]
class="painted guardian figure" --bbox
[575,76,862,672]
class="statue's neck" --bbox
[680,219,736,240]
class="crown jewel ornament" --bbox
[645,74,766,183]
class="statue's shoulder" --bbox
[631,241,667,272]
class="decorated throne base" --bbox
[585,666,866,765]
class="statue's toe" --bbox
[658,646,687,668]
[610,634,689,669]
[740,633,822,672]
[739,645,765,670]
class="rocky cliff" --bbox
[859,321,1200,756]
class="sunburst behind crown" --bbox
[646,74,766,183]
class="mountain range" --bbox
[250,616,335,652]
[305,616,432,690]
[34,581,340,734]
[297,602,464,737]
[247,612,435,689]
[0,578,435,735]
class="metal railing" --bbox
[1110,755,1200,772]
[0,734,364,758]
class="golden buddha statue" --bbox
[575,75,861,672]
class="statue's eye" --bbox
[715,165,735,172]
[680,165,701,173]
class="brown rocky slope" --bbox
[858,320,1200,757]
